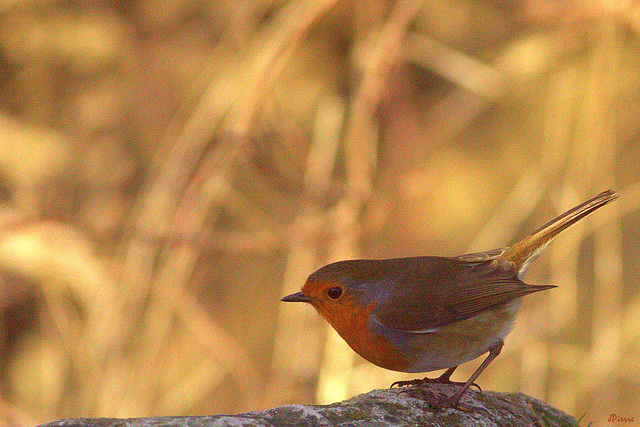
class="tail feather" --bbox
[499,190,617,277]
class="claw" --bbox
[389,370,482,406]
[389,375,481,391]
[390,378,424,388]
[470,382,482,391]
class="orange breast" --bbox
[318,298,412,372]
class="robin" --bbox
[282,190,617,407]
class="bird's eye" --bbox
[327,286,343,300]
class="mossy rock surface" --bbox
[39,385,577,427]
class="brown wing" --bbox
[372,256,554,333]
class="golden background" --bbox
[0,0,639,425]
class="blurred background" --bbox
[0,0,639,425]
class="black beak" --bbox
[281,292,312,303]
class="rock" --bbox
[38,385,577,427]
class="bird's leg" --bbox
[429,340,504,408]
[436,367,457,382]
[391,366,482,390]
[436,367,483,391]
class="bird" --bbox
[281,190,617,407]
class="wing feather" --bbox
[371,255,554,333]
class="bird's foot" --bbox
[390,374,481,391]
